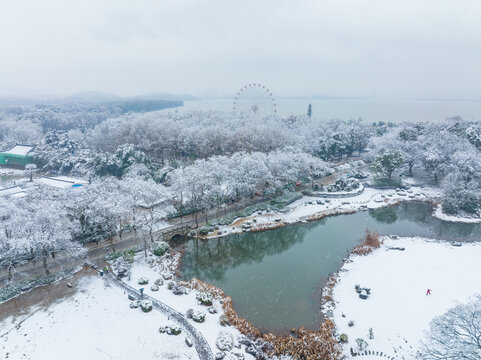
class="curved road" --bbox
[105,274,215,360]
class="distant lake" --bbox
[165,98,481,123]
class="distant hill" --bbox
[0,91,196,107]
[135,92,199,101]
[59,91,122,103]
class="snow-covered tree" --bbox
[24,163,37,181]
[419,296,481,360]
[372,150,404,180]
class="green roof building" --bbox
[0,144,35,168]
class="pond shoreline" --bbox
[176,186,481,336]
[3,186,479,360]
[195,185,440,242]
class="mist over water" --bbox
[170,98,481,123]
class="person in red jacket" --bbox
[426,289,432,295]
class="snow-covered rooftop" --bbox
[0,186,26,197]
[38,176,89,189]
[2,144,35,156]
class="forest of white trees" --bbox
[1,103,481,280]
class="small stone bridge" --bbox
[156,224,193,242]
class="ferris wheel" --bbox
[232,83,277,116]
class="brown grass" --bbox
[250,222,285,232]
[352,229,382,255]
[307,209,357,222]
[264,321,341,360]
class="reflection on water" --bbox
[180,202,481,332]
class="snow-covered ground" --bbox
[330,237,481,358]
[203,186,440,239]
[0,276,199,360]
[124,259,255,359]
[0,168,25,176]
[0,251,259,360]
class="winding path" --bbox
[105,274,215,360]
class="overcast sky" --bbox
[1,0,481,99]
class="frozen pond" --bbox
[180,202,481,333]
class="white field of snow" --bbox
[331,237,481,358]
[0,276,198,360]
[126,261,256,359]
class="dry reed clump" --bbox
[182,278,262,337]
[320,275,338,311]
[181,277,225,299]
[250,222,285,232]
[223,296,261,338]
[307,209,357,222]
[263,321,342,360]
[352,229,382,255]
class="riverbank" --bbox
[328,237,481,358]
[432,204,481,224]
[199,185,440,240]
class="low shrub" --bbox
[151,241,169,256]
[355,338,368,351]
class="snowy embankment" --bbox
[330,237,481,358]
[0,276,199,360]
[123,260,255,359]
[202,186,439,239]
[432,204,481,224]
[0,252,260,360]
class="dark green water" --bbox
[180,202,481,332]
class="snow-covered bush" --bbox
[347,170,368,179]
[355,338,368,351]
[192,310,206,323]
[216,331,234,351]
[138,277,149,285]
[326,177,360,192]
[219,314,230,326]
[172,283,186,295]
[159,323,181,335]
[140,299,152,312]
[151,241,169,256]
[196,292,213,306]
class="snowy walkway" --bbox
[106,274,215,360]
